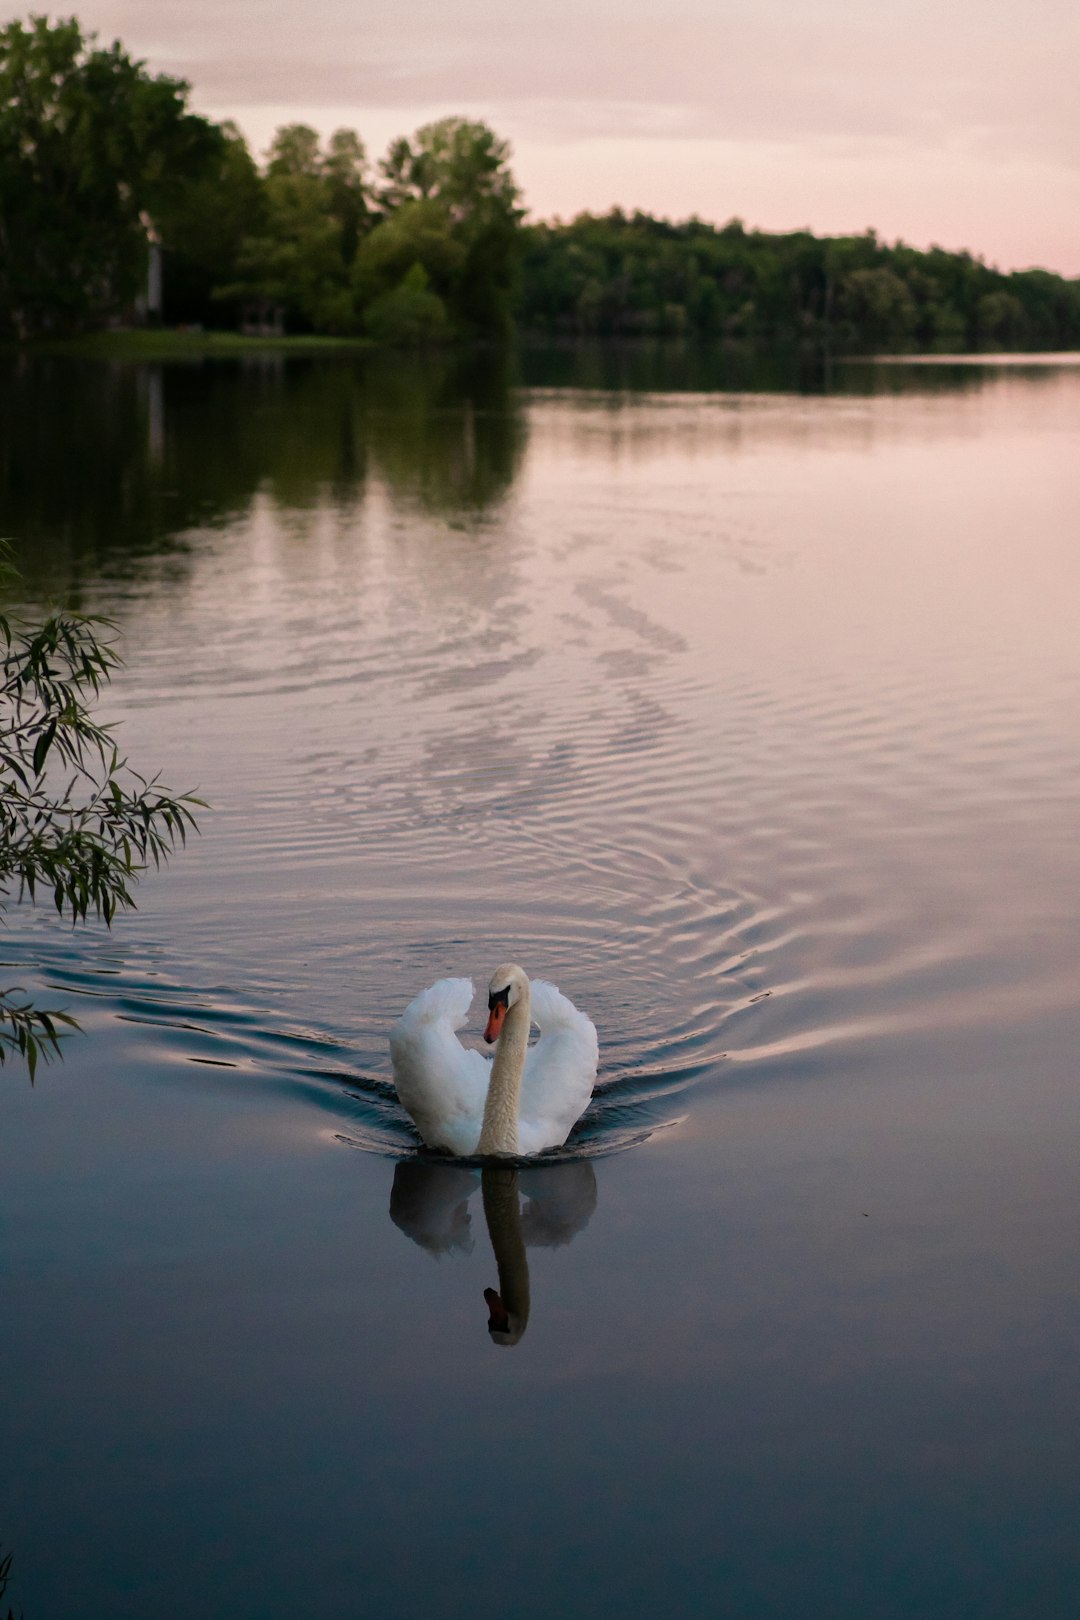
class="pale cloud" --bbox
[68,0,1080,272]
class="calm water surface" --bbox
[2,347,1080,1618]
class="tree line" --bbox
[519,213,1080,352]
[0,16,521,343]
[2,15,1079,352]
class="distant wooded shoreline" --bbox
[2,16,1078,353]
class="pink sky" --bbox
[69,0,1080,274]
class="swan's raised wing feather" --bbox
[518,979,599,1155]
[389,978,491,1156]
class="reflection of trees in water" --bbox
[517,337,1042,397]
[0,348,526,599]
[363,348,525,515]
[518,340,834,396]
[390,1157,597,1347]
[2,340,1016,602]
[0,356,191,596]
[1,341,1028,602]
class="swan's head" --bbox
[483,963,529,1044]
[484,1285,528,1346]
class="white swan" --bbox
[389,963,598,1157]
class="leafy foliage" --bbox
[378,118,519,216]
[375,119,523,339]
[517,212,1080,351]
[0,14,222,337]
[152,119,266,327]
[2,11,1077,350]
[362,262,452,344]
[353,199,466,324]
[213,122,371,333]
[0,1542,20,1619]
[220,115,521,341]
[0,552,202,1074]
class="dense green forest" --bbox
[519,214,1080,352]
[0,16,521,343]
[2,15,1079,351]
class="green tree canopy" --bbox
[353,197,467,311]
[516,210,1080,352]
[371,118,522,339]
[0,14,222,336]
[323,128,370,263]
[220,123,372,334]
[154,120,266,325]
[362,261,452,345]
[266,121,323,179]
[5,9,1076,354]
[222,114,521,341]
[378,117,520,218]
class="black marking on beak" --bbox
[487,985,511,1012]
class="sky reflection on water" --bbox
[2,347,1080,1618]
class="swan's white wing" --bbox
[389,978,490,1156]
[518,979,599,1155]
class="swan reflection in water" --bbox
[389,1158,598,1346]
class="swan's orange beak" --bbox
[483,1002,507,1044]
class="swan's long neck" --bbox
[476,985,530,1156]
[482,1167,530,1345]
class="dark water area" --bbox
[2,344,1080,1618]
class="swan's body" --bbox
[389,966,598,1157]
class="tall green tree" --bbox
[154,120,266,326]
[322,128,370,264]
[221,123,371,333]
[364,117,522,339]
[265,121,323,180]
[0,14,222,336]
[378,117,519,215]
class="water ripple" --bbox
[11,370,1080,1153]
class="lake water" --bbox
[2,346,1080,1618]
